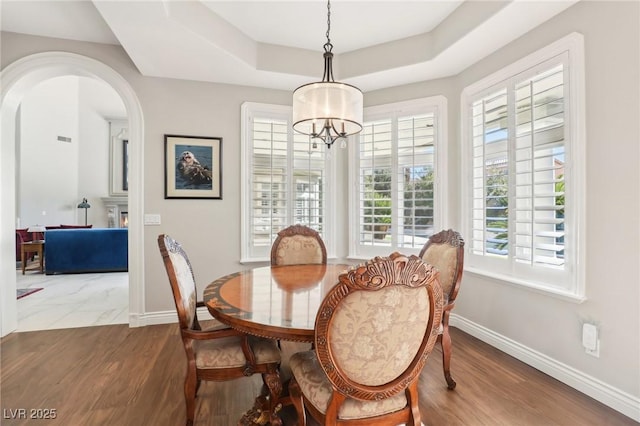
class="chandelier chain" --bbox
[325,0,332,50]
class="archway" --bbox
[1,52,145,336]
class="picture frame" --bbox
[164,134,222,199]
[122,139,129,191]
[109,123,129,197]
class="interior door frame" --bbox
[1,52,145,336]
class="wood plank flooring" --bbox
[1,324,636,426]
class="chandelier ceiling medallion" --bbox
[292,0,363,149]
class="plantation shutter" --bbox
[292,132,325,231]
[244,106,328,261]
[397,114,436,248]
[469,62,566,271]
[356,107,438,255]
[359,119,393,246]
[250,118,288,249]
[514,64,565,268]
[463,34,584,295]
[471,89,509,257]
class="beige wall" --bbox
[1,0,638,414]
[136,77,291,310]
[456,0,638,398]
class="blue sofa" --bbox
[45,228,128,274]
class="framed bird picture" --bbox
[164,134,222,199]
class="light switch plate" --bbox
[144,214,161,225]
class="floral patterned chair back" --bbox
[419,228,465,389]
[159,234,198,330]
[288,252,443,426]
[270,224,327,266]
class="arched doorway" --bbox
[1,52,145,336]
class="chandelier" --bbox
[292,0,363,149]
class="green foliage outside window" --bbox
[403,169,434,235]
[363,170,392,239]
[485,165,509,252]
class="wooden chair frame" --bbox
[158,234,281,426]
[270,224,327,265]
[289,252,443,426]
[419,229,465,390]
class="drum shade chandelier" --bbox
[292,0,363,149]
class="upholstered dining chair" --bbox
[271,224,327,266]
[270,224,327,361]
[157,234,282,426]
[15,229,34,263]
[419,229,465,390]
[288,252,443,426]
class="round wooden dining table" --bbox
[203,263,354,425]
[203,263,353,343]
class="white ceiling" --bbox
[1,0,579,92]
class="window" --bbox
[349,96,447,259]
[241,103,334,262]
[461,33,585,299]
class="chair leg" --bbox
[441,314,456,390]
[406,379,422,426]
[288,377,307,426]
[184,363,197,426]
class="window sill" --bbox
[464,266,586,304]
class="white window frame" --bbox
[348,96,448,259]
[240,102,336,263]
[461,32,586,301]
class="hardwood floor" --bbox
[1,324,636,426]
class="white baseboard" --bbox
[451,314,640,423]
[130,306,216,327]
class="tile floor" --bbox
[15,268,129,332]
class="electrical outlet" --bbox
[585,340,600,357]
[582,323,600,357]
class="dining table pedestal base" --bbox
[237,370,286,426]
[238,395,283,426]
